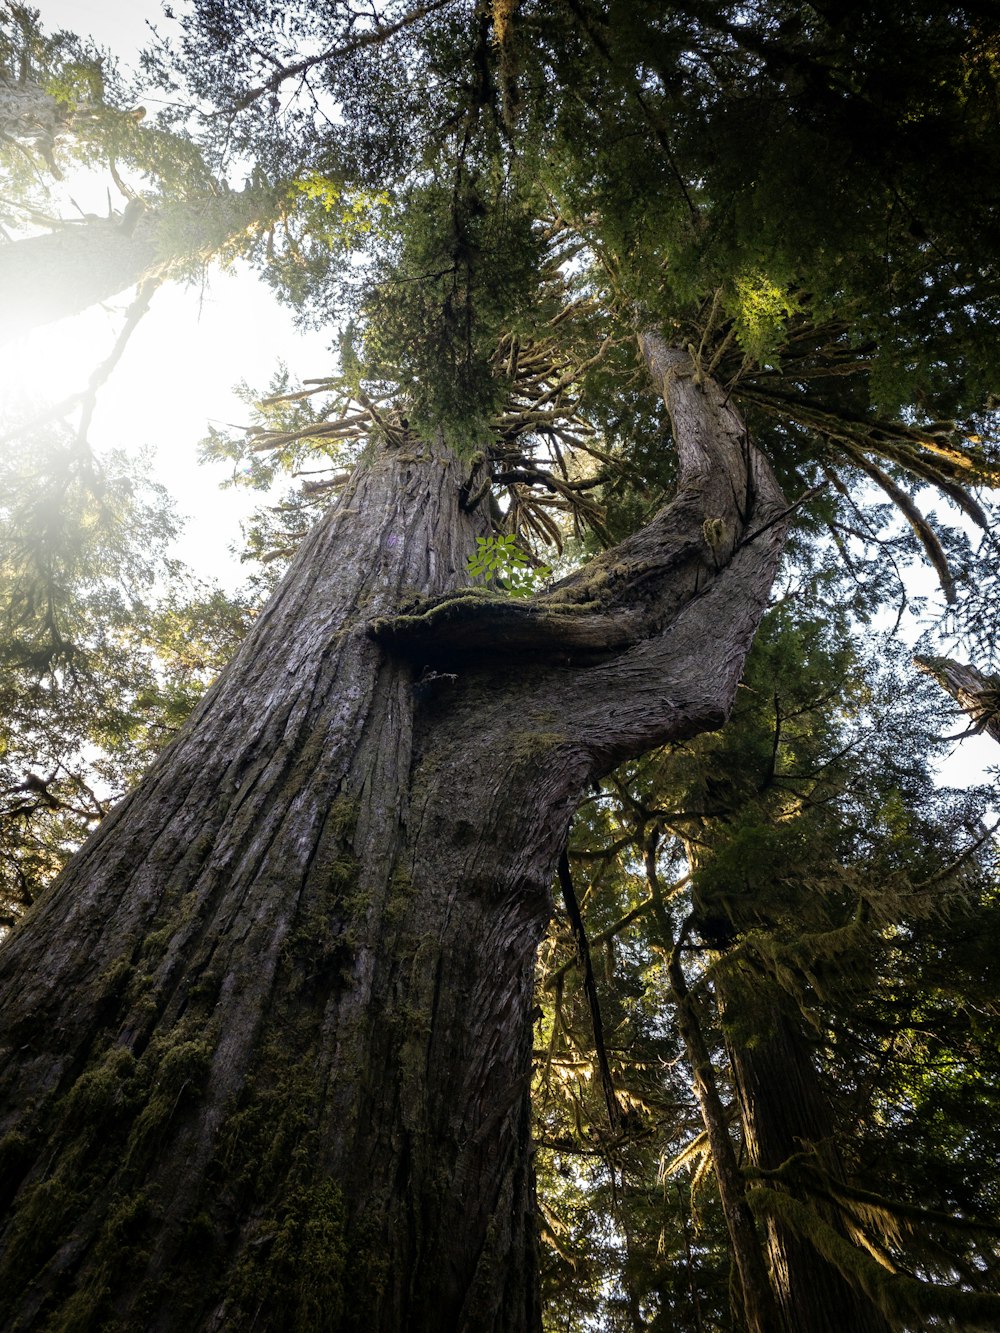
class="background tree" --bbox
[0,407,255,930]
[537,605,1000,1330]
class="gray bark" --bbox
[0,338,787,1330]
[915,655,1000,747]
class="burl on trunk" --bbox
[0,338,786,1331]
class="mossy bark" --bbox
[0,341,787,1331]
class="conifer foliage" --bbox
[0,3,999,1331]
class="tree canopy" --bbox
[1,2,999,1330]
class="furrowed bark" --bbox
[0,341,787,1331]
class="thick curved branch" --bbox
[372,333,787,668]
[915,655,1000,745]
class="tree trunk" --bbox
[915,655,1000,747]
[0,187,273,342]
[0,338,787,1331]
[0,75,71,175]
[720,970,893,1333]
[667,956,782,1333]
[646,844,780,1333]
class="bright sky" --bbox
[1,0,332,587]
[4,2,995,795]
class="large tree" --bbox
[0,1,998,1329]
[0,342,787,1330]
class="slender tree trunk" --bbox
[719,969,893,1333]
[646,844,780,1333]
[0,340,787,1330]
[0,187,273,341]
[667,958,782,1333]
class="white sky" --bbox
[5,2,996,795]
[3,0,332,587]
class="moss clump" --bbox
[0,1025,214,1316]
[98,957,135,1000]
[384,865,413,924]
[230,1177,347,1332]
[56,1044,141,1133]
[318,798,362,899]
[123,1035,213,1170]
[48,1190,156,1333]
[2,1157,83,1277]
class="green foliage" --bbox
[726,270,801,364]
[536,581,1000,1327]
[466,534,550,597]
[2,4,1000,1327]
[0,427,254,929]
[361,171,546,452]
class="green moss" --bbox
[98,957,135,999]
[187,964,224,1008]
[4,1158,82,1275]
[306,796,362,899]
[48,1191,155,1333]
[1,1026,214,1312]
[58,1045,140,1127]
[138,924,175,963]
[123,1036,213,1169]
[213,1036,323,1203]
[230,1179,347,1332]
[384,866,413,924]
[211,1036,361,1329]
[507,729,568,760]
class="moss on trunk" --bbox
[0,351,788,1329]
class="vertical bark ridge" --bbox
[0,437,515,1331]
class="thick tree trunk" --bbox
[0,339,787,1330]
[720,971,893,1333]
[0,188,273,342]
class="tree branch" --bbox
[372,334,788,674]
[556,849,624,1132]
[915,655,1000,746]
[232,0,455,111]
